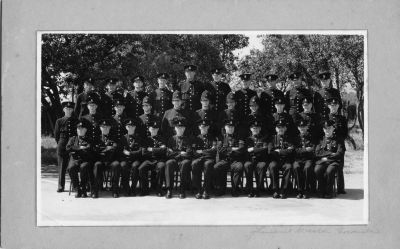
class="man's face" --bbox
[107,84,117,92]
[225,125,235,135]
[276,126,287,136]
[242,79,250,89]
[133,81,144,91]
[149,127,159,137]
[143,104,152,114]
[323,126,334,137]
[185,71,195,80]
[199,125,209,135]
[298,126,308,135]
[172,99,182,109]
[227,101,235,110]
[291,78,302,87]
[77,127,87,136]
[84,82,94,92]
[114,105,125,115]
[64,107,73,116]
[328,103,339,114]
[100,125,111,135]
[250,126,261,135]
[157,78,167,88]
[212,73,222,82]
[88,103,97,114]
[275,103,285,113]
[175,126,186,136]
[321,78,331,88]
[302,102,313,113]
[267,79,277,88]
[126,125,136,134]
[201,99,210,110]
[250,104,259,113]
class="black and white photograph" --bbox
[37,31,367,226]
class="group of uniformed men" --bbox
[53,63,348,200]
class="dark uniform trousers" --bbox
[244,136,270,193]
[93,160,120,193]
[54,116,77,190]
[269,134,295,194]
[191,135,217,192]
[293,159,314,193]
[66,136,94,193]
[314,136,345,195]
[120,160,141,191]
[165,135,193,191]
[139,135,167,193]
[213,160,230,192]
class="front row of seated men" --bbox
[65,112,344,200]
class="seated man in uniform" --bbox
[191,119,217,199]
[140,119,167,197]
[314,120,345,198]
[93,119,121,198]
[66,119,94,198]
[244,119,270,197]
[120,118,144,196]
[269,118,296,199]
[165,117,193,199]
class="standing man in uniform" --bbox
[101,78,124,118]
[204,67,231,115]
[191,119,217,199]
[81,97,103,143]
[150,72,173,118]
[179,64,204,112]
[126,75,148,119]
[259,68,286,116]
[111,98,128,142]
[54,101,78,192]
[75,78,101,118]
[235,73,257,119]
[66,119,94,198]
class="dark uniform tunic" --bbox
[75,91,102,118]
[150,88,173,118]
[285,86,313,116]
[218,108,246,138]
[54,116,78,190]
[161,108,195,139]
[293,112,324,141]
[272,112,297,137]
[139,113,161,138]
[259,87,285,116]
[100,90,124,118]
[179,79,204,112]
[244,134,270,193]
[66,135,94,193]
[120,133,144,193]
[203,81,231,115]
[214,134,246,194]
[165,135,194,191]
[293,132,318,193]
[125,90,148,118]
[111,114,128,142]
[314,135,345,196]
[247,111,275,137]
[192,134,217,193]
[269,133,295,194]
[194,109,219,137]
[315,87,342,119]
[235,88,257,118]
[93,134,120,194]
[81,113,103,142]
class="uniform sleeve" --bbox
[313,91,324,115]
[66,137,78,153]
[54,119,61,143]
[328,140,345,160]
[74,95,82,117]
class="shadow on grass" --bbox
[41,146,57,165]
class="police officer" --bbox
[75,78,102,118]
[165,117,193,199]
[259,68,285,116]
[204,67,231,115]
[141,119,167,196]
[247,95,274,137]
[54,101,78,192]
[314,63,343,119]
[272,95,297,137]
[235,73,257,118]
[111,98,128,142]
[81,97,103,143]
[315,119,345,198]
[293,118,318,199]
[101,78,124,118]
[126,75,148,118]
[120,118,144,196]
[269,118,296,199]
[215,119,246,197]
[327,97,348,194]
[191,119,217,199]
[161,90,195,139]
[218,92,246,138]
[244,119,270,197]
[66,119,94,198]
[93,119,121,198]
[194,90,219,137]
[150,73,173,118]
[139,96,161,138]
[179,64,204,112]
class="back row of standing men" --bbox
[54,63,348,199]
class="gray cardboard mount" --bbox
[2,0,400,248]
